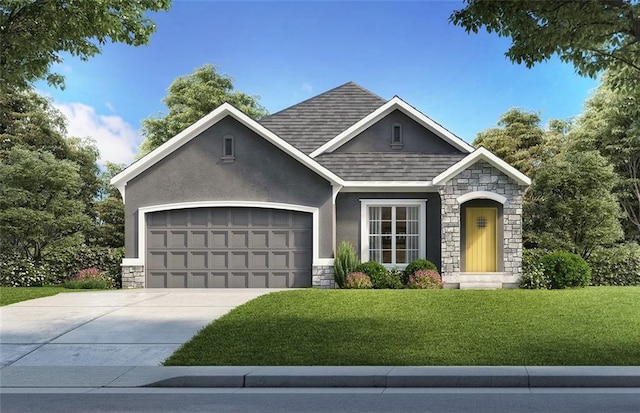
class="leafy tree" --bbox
[91,162,126,248]
[525,150,623,258]
[473,108,567,178]
[572,73,640,240]
[450,0,640,87]
[0,147,90,263]
[0,0,171,90]
[138,64,268,156]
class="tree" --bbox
[572,72,640,240]
[0,147,89,263]
[0,0,171,90]
[450,1,640,86]
[473,108,567,178]
[92,162,126,248]
[525,150,623,258]
[138,64,268,156]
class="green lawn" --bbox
[0,286,77,306]
[164,287,640,366]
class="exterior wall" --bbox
[124,117,334,262]
[122,265,144,288]
[335,110,463,154]
[438,161,526,287]
[312,265,335,289]
[335,192,442,269]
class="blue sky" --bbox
[38,0,600,165]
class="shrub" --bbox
[0,253,54,287]
[344,272,373,289]
[354,261,390,289]
[63,267,113,289]
[407,270,444,289]
[587,243,640,286]
[334,241,359,288]
[45,245,124,288]
[383,268,405,289]
[403,259,438,285]
[540,251,591,289]
[519,248,551,289]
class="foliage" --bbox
[63,268,113,290]
[525,150,623,257]
[572,72,640,241]
[0,147,90,263]
[343,272,373,289]
[0,0,171,90]
[354,261,389,289]
[384,268,405,289]
[402,259,437,285]
[0,286,76,306]
[407,270,444,289]
[164,288,640,366]
[334,241,359,288]
[540,251,591,289]
[587,243,640,286]
[138,64,268,156]
[473,108,567,178]
[44,245,124,288]
[519,249,550,290]
[450,0,640,87]
[0,253,53,287]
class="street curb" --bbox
[2,366,640,388]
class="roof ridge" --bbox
[261,81,386,120]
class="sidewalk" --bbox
[2,366,640,389]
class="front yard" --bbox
[0,286,76,306]
[164,287,640,366]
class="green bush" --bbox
[403,259,437,285]
[0,253,54,287]
[354,261,390,289]
[334,241,359,288]
[587,243,640,286]
[63,267,114,289]
[45,245,124,288]
[540,251,591,289]
[344,272,373,289]
[407,270,444,289]
[519,248,551,289]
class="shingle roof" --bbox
[259,82,387,154]
[314,152,467,181]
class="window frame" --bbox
[391,122,403,149]
[359,199,427,268]
[222,135,235,162]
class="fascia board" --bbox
[310,97,474,158]
[110,103,345,192]
[432,147,532,186]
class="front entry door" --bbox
[465,207,497,272]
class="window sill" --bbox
[221,156,236,164]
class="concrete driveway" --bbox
[0,289,280,367]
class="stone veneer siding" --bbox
[312,265,336,289]
[438,161,527,284]
[122,265,145,288]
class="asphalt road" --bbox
[2,389,640,413]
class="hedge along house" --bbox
[111,82,530,289]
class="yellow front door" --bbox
[465,207,497,272]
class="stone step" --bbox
[459,282,503,290]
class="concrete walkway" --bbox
[0,289,279,367]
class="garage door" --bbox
[146,207,312,288]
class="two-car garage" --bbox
[145,207,313,288]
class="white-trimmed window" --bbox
[360,199,426,267]
[222,135,235,162]
[391,123,403,149]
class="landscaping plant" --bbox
[540,251,591,289]
[334,241,359,288]
[403,259,438,285]
[344,272,373,289]
[354,261,390,289]
[407,270,444,289]
[63,267,113,290]
[587,243,640,286]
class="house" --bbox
[111,82,530,289]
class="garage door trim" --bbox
[127,201,320,269]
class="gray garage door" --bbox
[146,207,312,288]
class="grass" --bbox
[0,286,79,306]
[164,287,640,366]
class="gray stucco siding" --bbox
[335,110,464,154]
[335,192,442,270]
[124,116,333,259]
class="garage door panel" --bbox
[147,208,312,288]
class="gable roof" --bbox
[432,147,531,186]
[110,103,344,198]
[259,82,386,154]
[315,152,466,181]
[309,96,474,157]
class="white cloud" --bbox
[302,82,313,93]
[54,102,141,165]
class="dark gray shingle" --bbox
[315,152,467,181]
[259,82,386,154]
